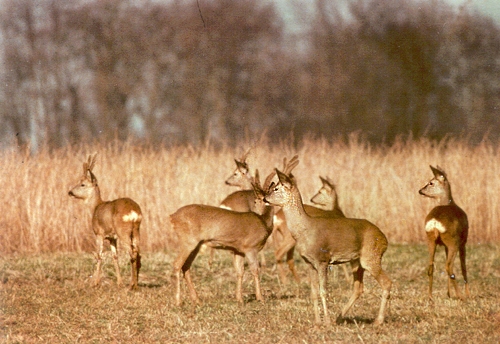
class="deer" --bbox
[419,165,470,300]
[68,153,142,289]
[272,166,349,284]
[206,150,267,269]
[264,157,392,326]
[170,170,275,306]
[220,148,255,212]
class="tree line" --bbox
[1,0,499,150]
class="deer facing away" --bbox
[419,165,470,300]
[273,175,349,284]
[264,159,392,326]
[170,170,275,306]
[68,153,142,289]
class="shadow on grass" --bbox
[336,315,375,326]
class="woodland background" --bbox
[1,0,500,150]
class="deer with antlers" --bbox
[264,156,392,326]
[68,153,142,289]
[220,149,256,212]
[170,170,275,306]
[272,162,349,284]
[419,165,470,300]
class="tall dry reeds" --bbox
[0,135,498,254]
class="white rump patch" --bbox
[425,218,447,233]
[122,210,141,222]
[219,205,233,210]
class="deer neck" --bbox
[280,189,310,239]
[241,178,254,190]
[437,185,454,206]
[260,205,275,232]
[87,186,104,211]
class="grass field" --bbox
[0,135,499,254]
[1,136,499,342]
[1,244,500,343]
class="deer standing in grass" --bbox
[207,151,267,268]
[68,153,142,289]
[220,149,256,212]
[272,162,348,284]
[170,170,275,306]
[264,158,392,326]
[419,165,470,300]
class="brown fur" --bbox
[68,153,142,289]
[171,171,275,306]
[265,163,392,326]
[419,165,470,300]
[273,176,348,284]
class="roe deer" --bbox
[170,170,275,306]
[419,165,470,300]
[264,160,392,326]
[220,149,256,212]
[273,174,348,284]
[68,153,142,289]
[209,150,267,268]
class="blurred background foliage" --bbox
[1,0,499,150]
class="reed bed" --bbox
[0,135,498,255]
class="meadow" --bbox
[1,135,500,342]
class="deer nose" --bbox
[418,189,425,196]
[68,190,74,197]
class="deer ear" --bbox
[88,169,98,185]
[235,159,249,174]
[430,165,447,181]
[320,176,334,191]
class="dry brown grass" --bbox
[0,135,498,255]
[1,244,499,343]
[1,135,499,342]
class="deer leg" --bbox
[341,260,364,319]
[259,251,267,268]
[208,247,215,270]
[275,235,298,284]
[129,227,141,290]
[341,264,351,284]
[173,244,201,306]
[109,238,123,286]
[275,240,292,285]
[309,267,322,325]
[427,239,437,300]
[246,250,264,302]
[286,246,300,283]
[93,236,104,287]
[233,252,245,303]
[444,245,462,299]
[459,244,470,298]
[317,263,330,324]
[366,263,392,326]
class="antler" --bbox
[83,153,97,173]
[263,169,276,192]
[282,155,299,176]
[239,148,251,164]
[252,169,277,194]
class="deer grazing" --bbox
[419,165,470,300]
[170,170,275,306]
[264,157,392,326]
[68,153,142,289]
